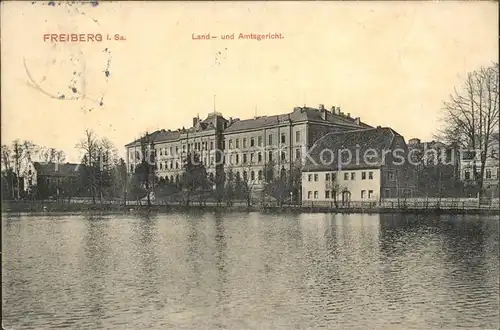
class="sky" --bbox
[1,1,498,162]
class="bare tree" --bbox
[22,141,39,196]
[1,145,14,199]
[134,132,156,206]
[11,140,25,199]
[437,63,499,196]
[55,150,66,163]
[76,129,99,203]
[230,163,260,207]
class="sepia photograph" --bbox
[1,1,499,329]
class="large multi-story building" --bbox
[125,104,372,192]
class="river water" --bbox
[2,212,499,329]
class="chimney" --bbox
[321,108,328,120]
[293,106,301,112]
[354,117,360,125]
[337,107,341,115]
[318,104,325,110]
[347,113,351,118]
[331,106,336,112]
[192,117,199,127]
[228,117,233,125]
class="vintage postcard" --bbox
[1,1,499,329]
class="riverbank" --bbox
[2,200,499,215]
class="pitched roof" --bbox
[125,129,182,147]
[303,127,401,171]
[224,107,369,133]
[33,162,81,177]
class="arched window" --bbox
[243,171,248,182]
[258,170,263,181]
[250,171,255,181]
[170,175,174,182]
[209,172,215,182]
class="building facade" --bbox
[301,127,416,204]
[25,162,82,198]
[459,133,500,197]
[125,104,372,195]
[407,138,462,197]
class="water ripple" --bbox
[2,213,499,329]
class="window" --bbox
[368,190,373,198]
[368,171,373,180]
[325,191,330,199]
[235,154,240,164]
[281,133,286,144]
[250,138,255,147]
[243,154,247,164]
[258,152,262,163]
[387,171,395,181]
[332,173,337,181]
[314,191,318,199]
[314,174,318,181]
[486,169,492,179]
[268,134,273,145]
[326,173,330,181]
[250,171,255,181]
[160,148,163,156]
[236,139,240,148]
[130,164,134,172]
[250,153,254,163]
[308,174,312,182]
[210,141,214,150]
[344,173,349,180]
[175,146,178,154]
[295,131,301,143]
[159,162,163,170]
[295,148,301,160]
[361,190,366,199]
[268,151,273,162]
[362,172,366,180]
[351,172,355,180]
[243,138,247,148]
[465,170,470,180]
[308,191,312,199]
[385,189,391,197]
[258,170,263,181]
[258,136,263,146]
[222,140,226,150]
[281,151,286,161]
